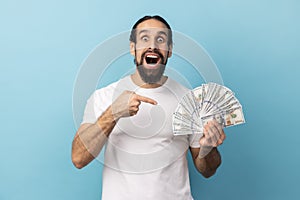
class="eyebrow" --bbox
[138,30,150,35]
[138,29,168,37]
[157,31,168,37]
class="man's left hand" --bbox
[200,120,226,147]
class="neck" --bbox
[131,71,167,88]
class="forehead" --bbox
[136,19,169,34]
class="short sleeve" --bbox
[188,133,202,148]
[81,92,98,124]
[81,86,113,125]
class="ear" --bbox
[130,42,135,56]
[167,44,173,58]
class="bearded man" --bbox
[71,15,226,200]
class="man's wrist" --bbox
[96,106,117,137]
[201,147,221,170]
[198,146,214,159]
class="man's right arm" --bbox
[71,90,157,169]
[71,106,116,169]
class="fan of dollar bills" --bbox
[172,82,245,135]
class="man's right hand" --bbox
[111,90,157,120]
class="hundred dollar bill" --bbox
[180,91,200,118]
[205,84,223,113]
[173,112,202,129]
[201,106,245,128]
[193,86,203,103]
[207,98,241,116]
[173,120,203,134]
[203,83,217,113]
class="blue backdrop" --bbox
[1,0,299,199]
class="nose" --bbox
[149,38,157,49]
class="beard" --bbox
[135,49,168,84]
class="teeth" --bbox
[146,55,158,58]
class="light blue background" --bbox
[1,0,299,199]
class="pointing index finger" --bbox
[135,94,157,105]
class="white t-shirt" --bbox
[82,76,201,200]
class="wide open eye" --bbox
[157,37,165,43]
[141,36,149,42]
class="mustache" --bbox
[141,49,164,61]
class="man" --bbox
[72,15,226,200]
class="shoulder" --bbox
[93,75,132,101]
[165,77,191,99]
[93,80,118,97]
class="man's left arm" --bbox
[190,120,226,178]
[190,147,222,178]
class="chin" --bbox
[138,65,165,84]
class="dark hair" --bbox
[129,15,173,46]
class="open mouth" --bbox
[145,54,160,65]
